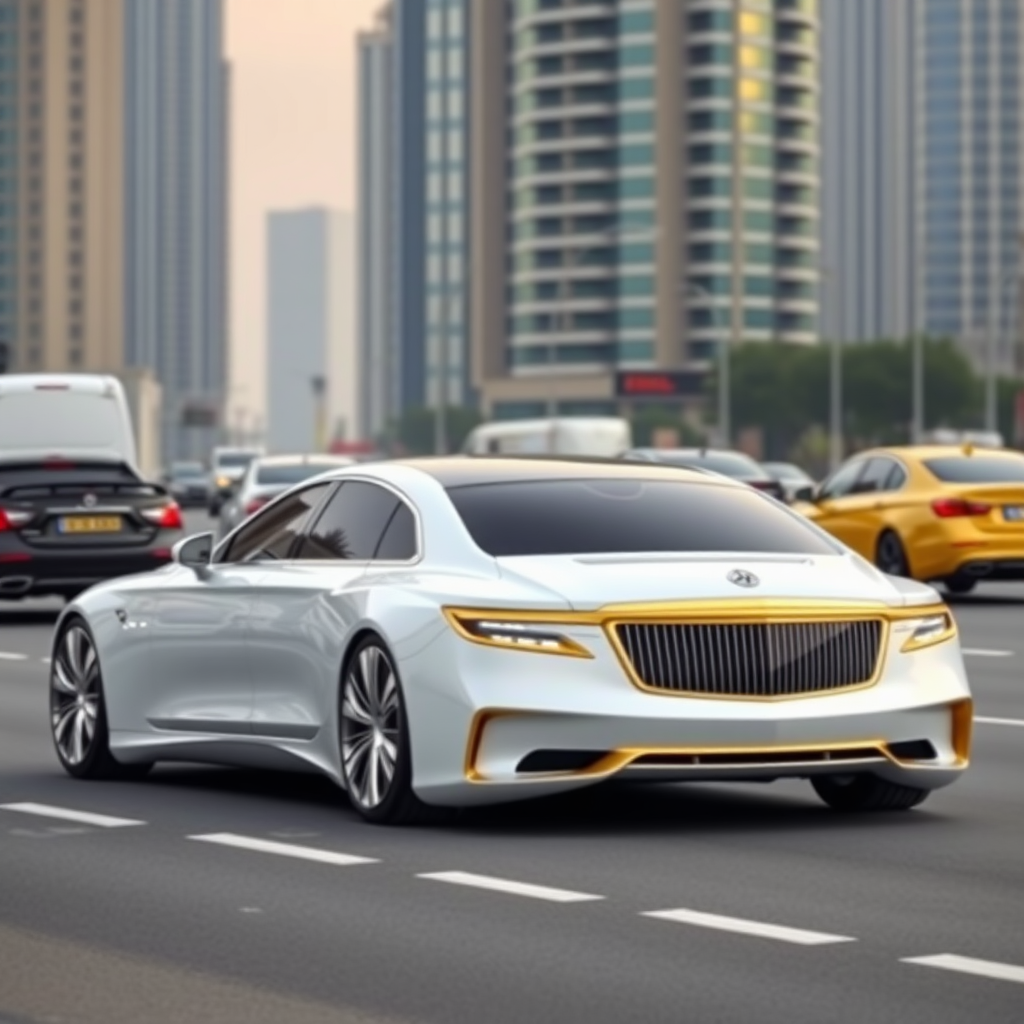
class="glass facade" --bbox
[0,0,16,354]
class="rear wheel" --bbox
[50,619,151,781]
[339,636,436,825]
[812,774,929,812]
[943,575,977,596]
[876,530,911,577]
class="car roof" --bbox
[855,445,1024,461]
[254,454,355,466]
[375,455,729,489]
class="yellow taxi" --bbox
[793,444,1024,594]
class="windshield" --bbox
[763,462,812,482]
[256,462,340,486]
[923,456,1024,484]
[0,393,129,453]
[648,451,765,480]
[446,479,836,558]
[216,452,258,469]
[170,462,205,478]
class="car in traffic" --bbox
[762,461,817,504]
[0,454,184,602]
[623,447,787,500]
[792,444,1024,594]
[216,453,355,540]
[50,457,971,823]
[162,461,210,508]
[208,446,263,516]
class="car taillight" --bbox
[244,498,267,516]
[931,497,992,518]
[141,502,184,529]
[0,509,33,531]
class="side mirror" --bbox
[172,532,214,576]
[793,485,816,503]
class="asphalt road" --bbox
[0,511,1022,1023]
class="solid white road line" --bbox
[189,833,378,866]
[418,871,604,903]
[642,908,856,946]
[0,652,27,661]
[0,802,144,828]
[962,648,1014,658]
[902,954,1024,986]
[975,716,1024,728]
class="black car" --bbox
[622,448,787,501]
[163,460,211,508]
[0,455,184,601]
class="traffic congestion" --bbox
[1,379,1022,1021]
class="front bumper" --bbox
[403,612,972,807]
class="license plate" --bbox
[58,515,123,534]
[1004,507,1024,522]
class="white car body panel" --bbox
[57,459,973,810]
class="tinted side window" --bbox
[373,502,417,561]
[220,484,332,563]
[923,456,1024,483]
[445,479,837,557]
[819,461,865,500]
[296,481,399,561]
[852,458,896,494]
[885,463,908,490]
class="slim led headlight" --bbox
[900,612,957,653]
[445,610,593,658]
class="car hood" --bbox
[495,552,930,611]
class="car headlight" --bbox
[900,611,957,653]
[444,610,593,658]
[216,475,231,489]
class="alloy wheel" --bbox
[341,644,402,810]
[51,625,101,767]
[877,533,908,576]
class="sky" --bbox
[225,0,379,435]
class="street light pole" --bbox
[911,332,924,444]
[988,268,1022,435]
[687,282,728,447]
[822,268,843,471]
[434,27,450,456]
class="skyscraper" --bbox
[471,0,820,423]
[821,0,1024,375]
[124,0,229,462]
[266,208,355,454]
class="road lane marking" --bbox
[642,908,856,945]
[0,652,27,661]
[0,803,144,828]
[189,833,378,866]
[903,954,1024,985]
[418,871,604,903]
[975,716,1024,728]
[962,648,1013,658]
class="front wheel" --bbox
[876,530,911,577]
[812,774,929,812]
[50,619,151,781]
[339,636,435,825]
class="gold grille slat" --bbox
[615,620,884,698]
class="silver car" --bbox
[216,454,355,540]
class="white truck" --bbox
[462,417,632,458]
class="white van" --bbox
[0,374,138,467]
[462,417,632,457]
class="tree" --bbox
[383,406,482,456]
[629,405,707,447]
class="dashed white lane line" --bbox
[642,908,856,946]
[962,648,1014,658]
[189,832,378,866]
[975,716,1024,728]
[0,802,144,828]
[903,954,1024,986]
[0,651,27,661]
[418,871,604,903]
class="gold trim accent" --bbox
[899,611,958,653]
[951,698,974,767]
[444,609,593,659]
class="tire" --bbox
[812,774,929,812]
[876,530,911,577]
[50,618,152,781]
[339,635,437,825]
[943,575,977,596]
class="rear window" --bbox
[256,463,338,486]
[446,478,837,557]
[0,393,127,451]
[171,462,205,477]
[923,456,1024,484]
[649,451,764,479]
[217,452,257,468]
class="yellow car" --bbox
[793,444,1024,594]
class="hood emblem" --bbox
[82,493,98,508]
[727,569,759,588]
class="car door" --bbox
[247,480,410,741]
[816,457,905,559]
[805,458,870,551]
[141,488,329,736]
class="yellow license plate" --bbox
[59,516,123,534]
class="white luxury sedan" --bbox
[49,457,972,825]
